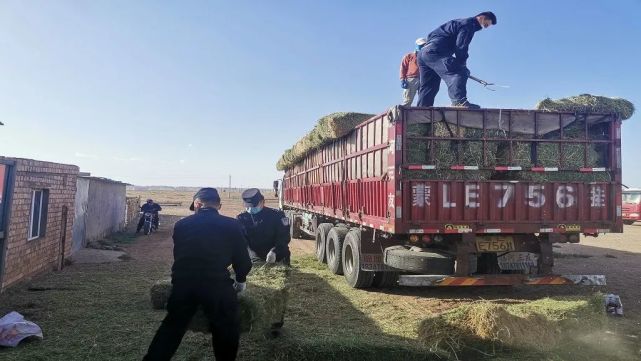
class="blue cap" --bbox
[241,188,264,207]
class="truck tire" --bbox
[383,246,454,274]
[372,272,399,288]
[342,230,374,288]
[315,223,333,264]
[289,214,304,239]
[326,226,349,275]
[624,220,635,225]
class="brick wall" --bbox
[0,157,79,291]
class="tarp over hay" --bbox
[150,263,289,334]
[418,295,604,355]
[276,112,375,171]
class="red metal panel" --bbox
[282,108,621,235]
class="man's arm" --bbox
[231,223,252,282]
[273,212,291,260]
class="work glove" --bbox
[266,249,277,264]
[233,281,246,293]
[401,79,408,89]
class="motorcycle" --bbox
[141,212,157,235]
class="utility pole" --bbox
[228,174,231,199]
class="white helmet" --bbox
[415,38,427,46]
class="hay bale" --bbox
[149,263,289,334]
[276,112,374,171]
[418,295,604,354]
[536,94,635,120]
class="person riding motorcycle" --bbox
[136,199,162,233]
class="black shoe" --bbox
[452,99,481,109]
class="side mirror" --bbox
[273,180,279,197]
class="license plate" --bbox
[476,237,515,252]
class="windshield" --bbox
[623,192,641,204]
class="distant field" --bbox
[127,189,279,217]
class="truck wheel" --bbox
[315,223,333,263]
[342,230,374,288]
[326,227,349,275]
[372,272,399,288]
[624,220,635,225]
[383,246,454,274]
[289,214,304,239]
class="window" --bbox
[29,189,49,240]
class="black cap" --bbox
[189,187,221,211]
[241,188,264,207]
[477,11,497,25]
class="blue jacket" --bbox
[426,17,482,63]
[171,208,252,283]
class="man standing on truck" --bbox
[399,38,427,106]
[237,188,291,265]
[417,11,497,109]
[143,188,252,361]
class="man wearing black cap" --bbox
[237,188,291,265]
[143,187,252,361]
[417,11,497,109]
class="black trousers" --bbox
[143,279,240,361]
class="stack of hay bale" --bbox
[277,96,633,182]
[150,263,290,334]
[276,112,374,171]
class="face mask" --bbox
[246,206,263,215]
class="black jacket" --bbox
[426,17,482,63]
[141,203,162,213]
[171,208,252,283]
[237,207,290,261]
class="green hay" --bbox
[418,295,604,355]
[149,263,290,334]
[536,94,635,120]
[276,112,374,171]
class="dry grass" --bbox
[149,264,290,334]
[537,94,635,120]
[276,112,375,171]
[418,296,605,357]
[1,231,639,361]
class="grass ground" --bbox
[1,190,639,360]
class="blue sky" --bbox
[1,0,640,187]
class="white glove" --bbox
[233,281,246,293]
[266,250,277,264]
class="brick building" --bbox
[0,157,79,291]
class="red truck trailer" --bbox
[622,188,641,224]
[277,106,621,288]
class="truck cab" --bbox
[622,188,641,225]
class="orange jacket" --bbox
[400,52,419,79]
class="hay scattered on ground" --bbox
[417,295,604,355]
[276,112,374,171]
[536,94,635,120]
[149,263,290,334]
